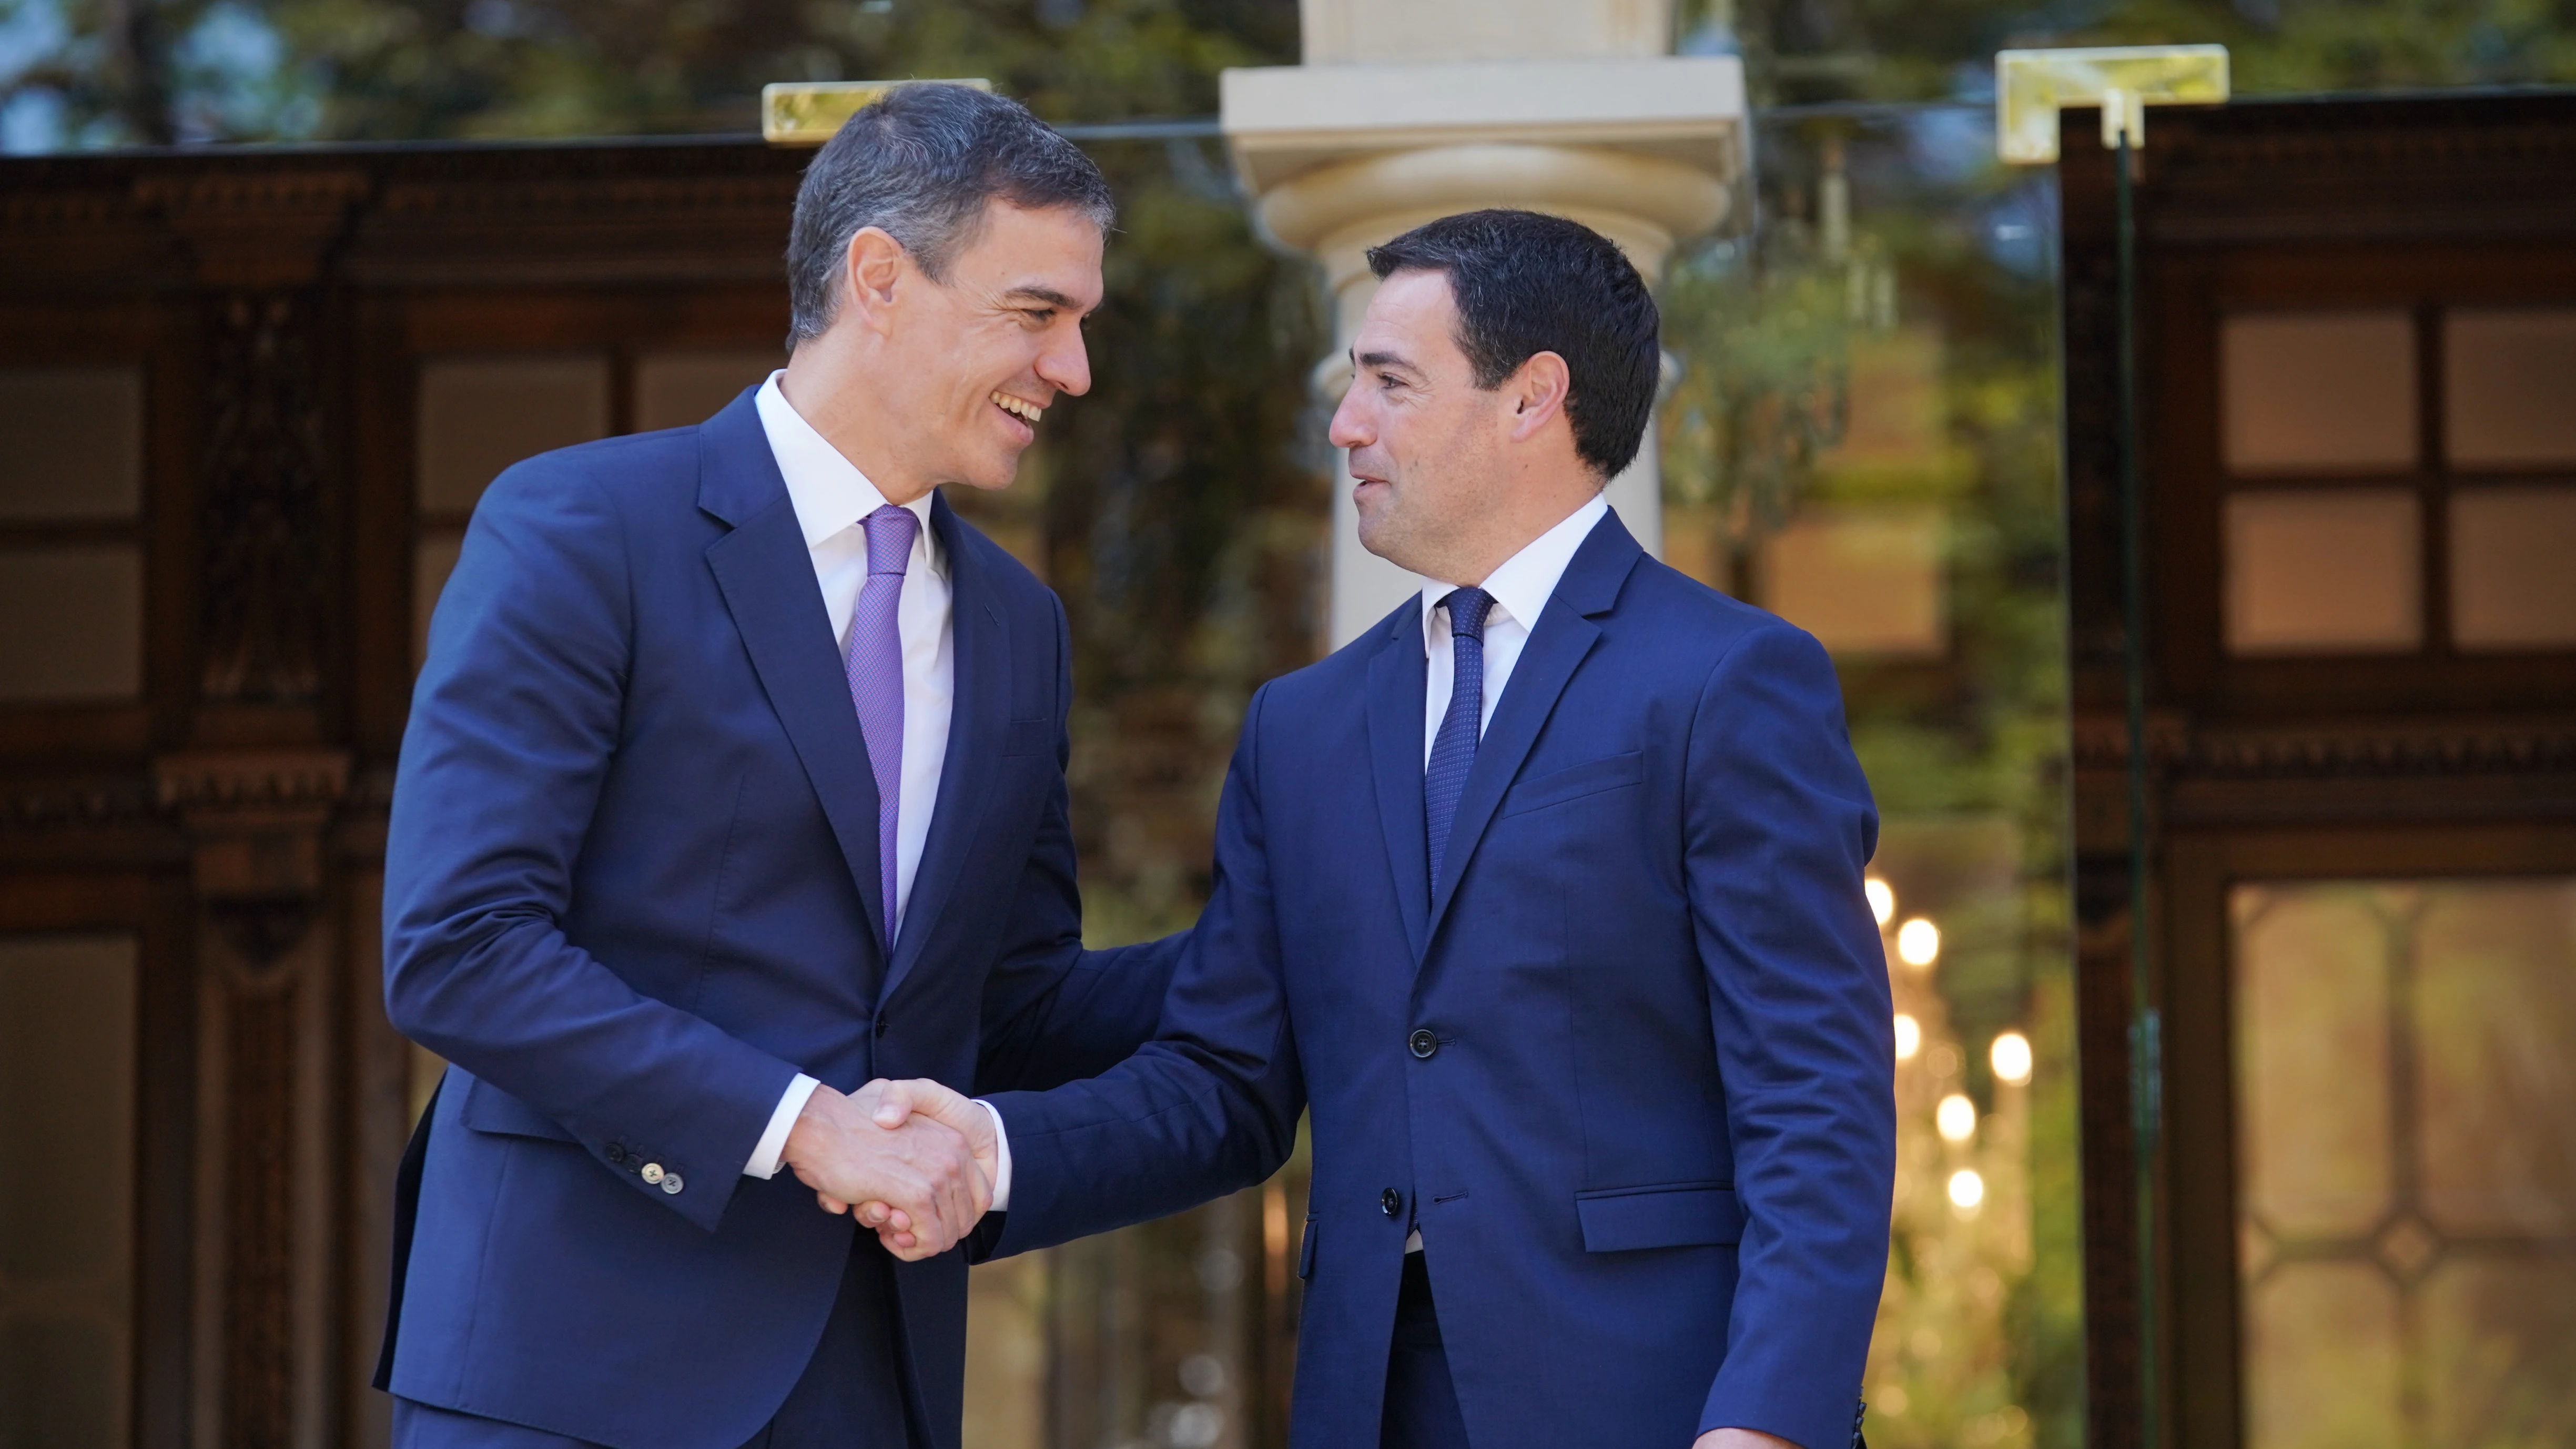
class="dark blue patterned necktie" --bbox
[1424,586,1494,888]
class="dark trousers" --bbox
[1381,1250,1474,1449]
[394,1232,916,1449]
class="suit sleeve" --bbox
[1686,623,1894,1449]
[973,682,1306,1258]
[382,458,800,1233]
[978,594,1188,1097]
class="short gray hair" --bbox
[785,83,1116,346]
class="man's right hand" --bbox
[780,1080,990,1260]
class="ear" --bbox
[1505,350,1573,445]
[839,226,909,337]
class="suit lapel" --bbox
[697,390,890,961]
[1365,610,1432,964]
[877,494,1005,1006]
[1424,511,1644,943]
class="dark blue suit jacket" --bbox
[983,512,1894,1449]
[380,389,1174,1449]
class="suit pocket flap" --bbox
[1575,1182,1742,1252]
[458,1079,580,1143]
[1500,751,1644,817]
[1001,717,1052,756]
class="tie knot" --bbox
[1441,587,1495,642]
[864,504,918,577]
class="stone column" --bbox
[1222,0,1748,645]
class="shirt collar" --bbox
[1417,491,1610,647]
[754,370,943,576]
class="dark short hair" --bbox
[785,83,1116,346]
[1366,209,1659,479]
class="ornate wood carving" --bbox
[200,292,330,704]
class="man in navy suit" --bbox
[885,209,1896,1449]
[376,85,1178,1449]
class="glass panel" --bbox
[2225,489,2422,655]
[0,934,136,1449]
[2449,486,2576,651]
[2418,1259,2576,1445]
[1760,505,1948,658]
[0,368,143,521]
[0,545,143,702]
[634,350,783,433]
[2445,309,2576,469]
[2234,879,2576,1449]
[2233,885,2392,1237]
[2412,880,2576,1238]
[417,356,609,514]
[2242,1263,2402,1449]
[2222,312,2419,475]
[1657,110,2080,1446]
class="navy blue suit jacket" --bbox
[380,389,1174,1449]
[983,512,1895,1449]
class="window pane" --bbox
[417,356,608,515]
[0,368,143,521]
[0,546,142,702]
[2445,309,2576,469]
[2234,879,2576,1449]
[635,350,782,433]
[2233,885,2392,1238]
[2225,490,2422,655]
[2449,486,2576,651]
[0,935,136,1449]
[2223,312,2418,475]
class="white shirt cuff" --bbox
[976,1098,1013,1211]
[745,1073,821,1180]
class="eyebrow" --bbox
[1355,348,1420,375]
[1002,285,1087,311]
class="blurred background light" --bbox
[1893,1012,1921,1060]
[1865,877,1896,926]
[1936,1092,1977,1143]
[1897,916,1941,968]
[1990,1030,2033,1085]
[1949,1169,1985,1210]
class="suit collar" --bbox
[1411,492,1609,652]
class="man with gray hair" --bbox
[374,83,1178,1449]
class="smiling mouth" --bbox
[991,391,1044,425]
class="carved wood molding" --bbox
[135,169,369,288]
[2073,712,2576,779]
[200,290,330,704]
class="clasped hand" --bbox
[779,1078,997,1261]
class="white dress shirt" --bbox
[1401,492,1610,1249]
[737,373,1012,1207]
[1417,493,1610,764]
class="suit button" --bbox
[660,1173,685,1194]
[1381,1188,1403,1218]
[640,1162,665,1184]
[874,1015,890,1038]
[1408,1029,1438,1060]
[605,1145,627,1164]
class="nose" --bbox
[1037,327,1092,399]
[1327,386,1371,450]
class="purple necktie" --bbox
[846,504,918,946]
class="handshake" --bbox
[778,1077,996,1261]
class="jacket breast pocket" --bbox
[458,1078,580,1144]
[1001,717,1052,757]
[1574,1181,1743,1252]
[1499,751,1644,818]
